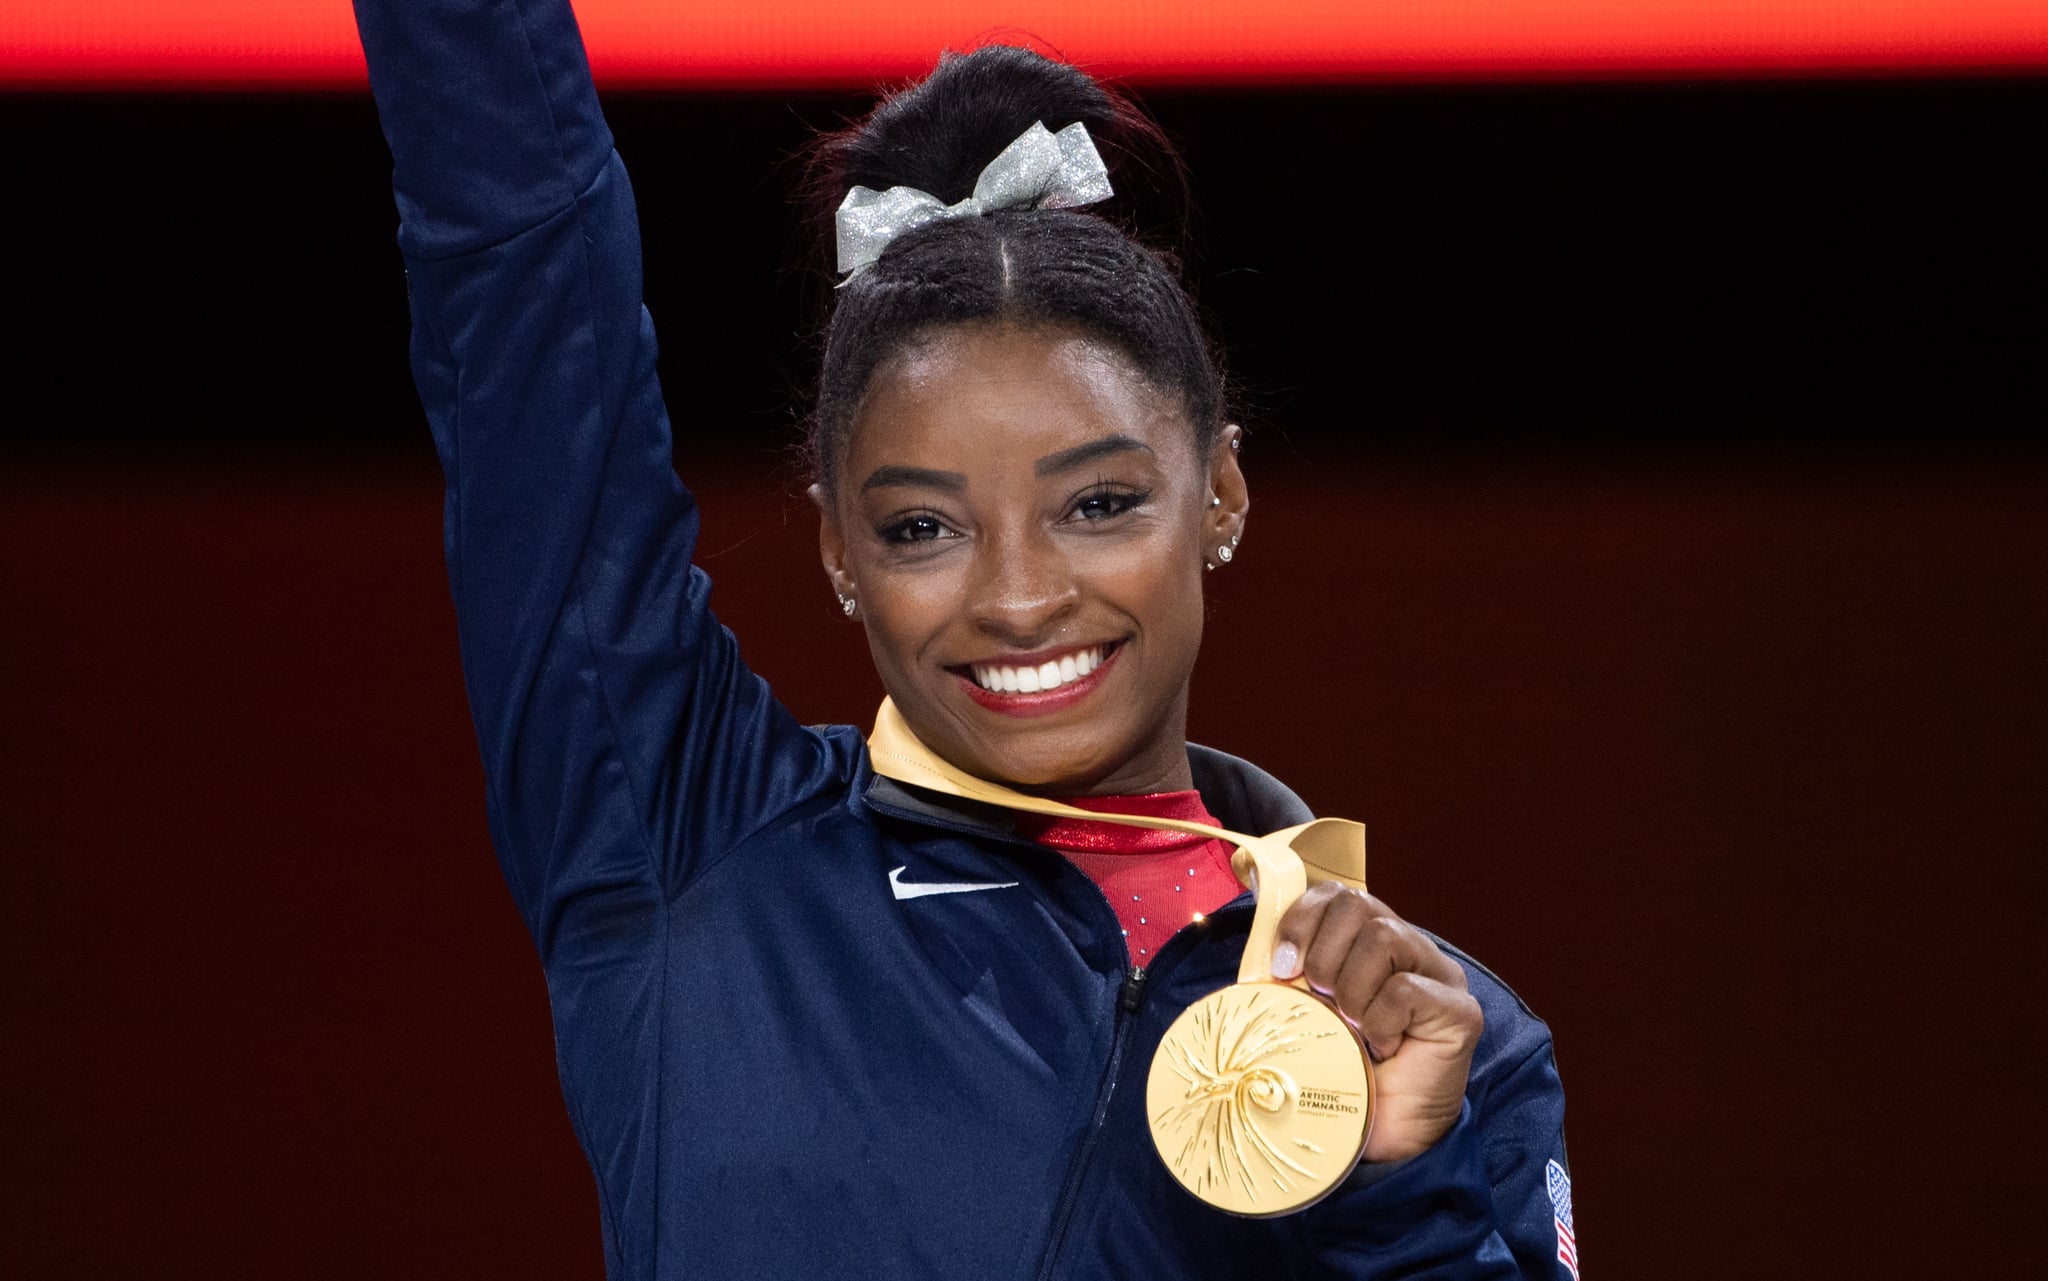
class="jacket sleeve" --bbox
[353,0,842,959]
[1291,954,1575,1279]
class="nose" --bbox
[966,524,1080,646]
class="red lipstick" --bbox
[953,642,1122,718]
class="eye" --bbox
[878,512,955,544]
[1068,485,1150,523]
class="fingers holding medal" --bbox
[1272,882,1483,1164]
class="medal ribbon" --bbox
[867,699,1367,983]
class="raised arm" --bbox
[354,0,843,956]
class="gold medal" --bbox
[1144,829,1374,1216]
[1147,983,1372,1216]
[862,699,1374,1217]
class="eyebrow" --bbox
[860,464,968,494]
[857,434,1153,493]
[1034,434,1153,477]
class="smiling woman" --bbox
[353,0,1567,1275]
[818,325,1237,794]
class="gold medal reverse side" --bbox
[1146,981,1374,1217]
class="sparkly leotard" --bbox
[1014,793,1242,965]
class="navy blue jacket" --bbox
[354,1,1573,1276]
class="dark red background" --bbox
[4,80,2045,1276]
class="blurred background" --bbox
[3,2,2044,1276]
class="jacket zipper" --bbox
[857,792,1260,1278]
[1031,895,1259,1281]
[1036,964,1148,1281]
[1119,967,1149,1015]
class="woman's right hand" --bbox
[1269,882,1484,1163]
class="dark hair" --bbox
[804,45,1224,493]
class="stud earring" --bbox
[838,594,857,617]
[1209,496,1221,508]
[1216,544,1233,564]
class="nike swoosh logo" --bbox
[888,866,1020,901]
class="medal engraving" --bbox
[1147,983,1373,1216]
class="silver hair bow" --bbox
[834,120,1114,280]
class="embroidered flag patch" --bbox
[1547,1159,1578,1278]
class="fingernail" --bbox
[1271,942,1300,979]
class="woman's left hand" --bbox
[1269,883,1483,1163]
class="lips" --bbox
[968,644,1107,695]
[950,641,1123,717]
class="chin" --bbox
[990,749,1113,794]
[964,734,1098,791]
[958,716,1150,795]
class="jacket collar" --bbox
[860,741,1316,844]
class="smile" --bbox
[950,642,1124,717]
[969,644,1108,694]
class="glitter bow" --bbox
[834,120,1115,280]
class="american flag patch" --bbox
[1546,1159,1578,1279]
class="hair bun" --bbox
[810,44,1190,265]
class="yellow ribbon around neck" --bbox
[866,699,1366,983]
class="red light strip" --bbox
[4,0,2045,88]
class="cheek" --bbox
[856,564,961,670]
[1092,529,1208,644]
[1149,564,1210,660]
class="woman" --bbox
[353,0,1570,1276]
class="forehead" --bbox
[846,324,1195,475]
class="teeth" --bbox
[971,645,1107,695]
